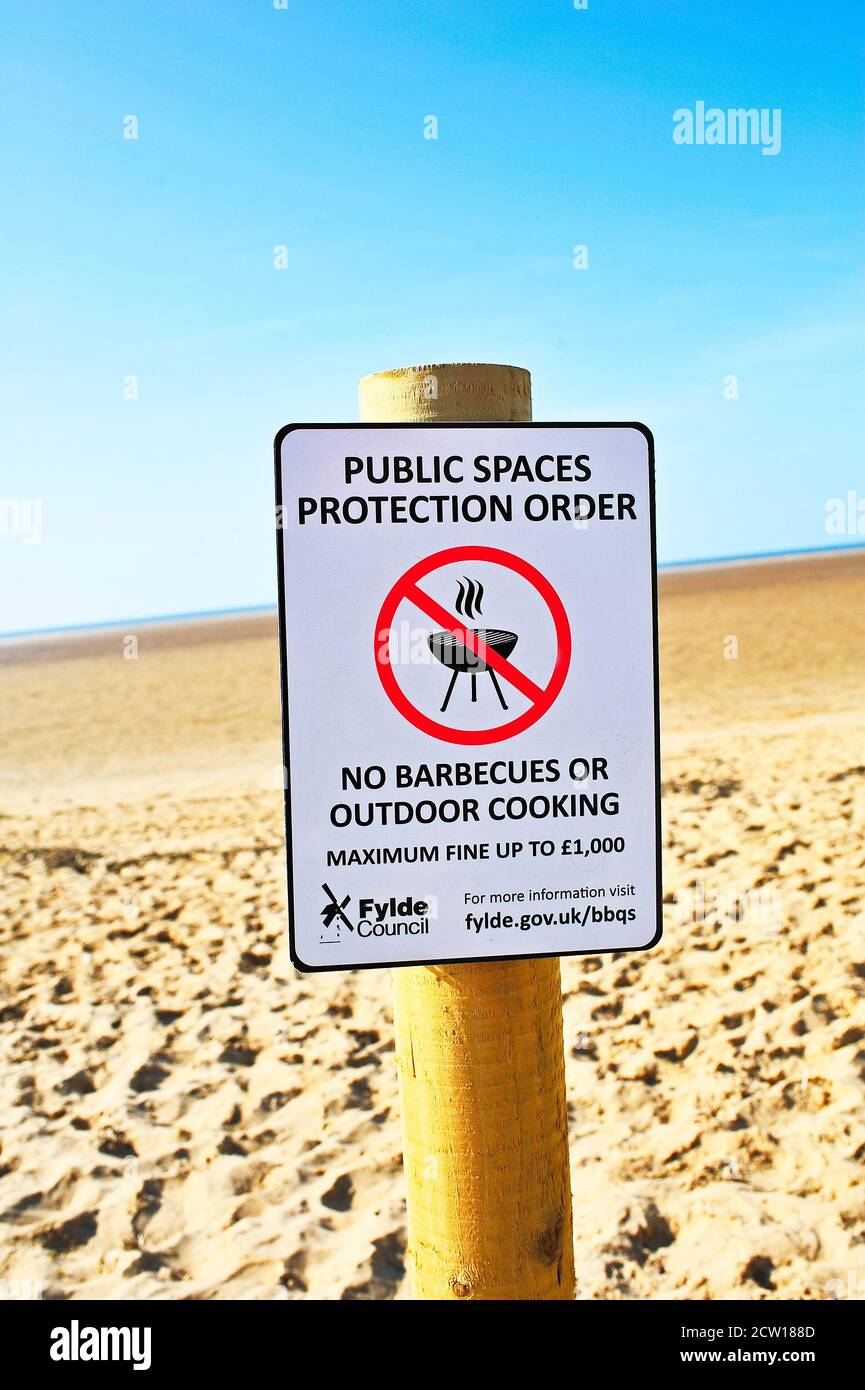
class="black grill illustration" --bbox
[427,576,517,712]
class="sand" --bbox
[0,549,863,1301]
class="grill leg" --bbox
[488,668,508,710]
[440,669,459,713]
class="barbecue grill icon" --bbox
[427,576,517,713]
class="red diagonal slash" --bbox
[403,581,546,704]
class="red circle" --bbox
[374,545,571,745]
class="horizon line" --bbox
[2,539,864,642]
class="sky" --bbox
[1,0,863,633]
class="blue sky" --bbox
[1,0,863,632]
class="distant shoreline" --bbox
[659,539,865,576]
[0,603,277,644]
[3,542,864,663]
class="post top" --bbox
[359,362,530,381]
[358,363,532,423]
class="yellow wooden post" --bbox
[358,363,575,1301]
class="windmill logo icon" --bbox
[320,884,353,943]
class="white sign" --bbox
[275,423,661,971]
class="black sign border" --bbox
[274,421,662,973]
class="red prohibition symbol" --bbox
[374,545,571,745]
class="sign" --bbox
[275,423,661,971]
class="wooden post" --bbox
[358,363,575,1301]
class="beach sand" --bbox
[1,549,863,1301]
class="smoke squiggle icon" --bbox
[455,575,484,621]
